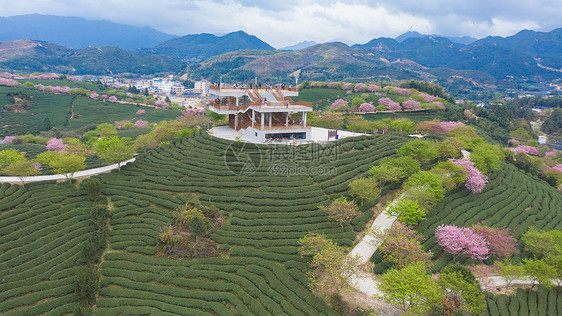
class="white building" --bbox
[194,80,211,96]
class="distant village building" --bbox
[538,136,548,144]
[152,78,184,95]
[194,80,211,96]
[207,84,312,143]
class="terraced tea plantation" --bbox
[0,131,408,315]
[0,86,180,135]
[0,181,96,315]
[485,288,562,316]
[419,163,562,271]
[370,163,562,273]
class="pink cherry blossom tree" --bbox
[2,136,16,144]
[342,83,352,90]
[0,78,21,87]
[449,158,488,193]
[101,94,108,99]
[155,100,169,109]
[419,93,437,102]
[90,92,99,99]
[1,72,14,78]
[358,102,376,112]
[416,121,447,135]
[108,96,118,102]
[127,92,133,97]
[330,99,349,111]
[402,99,422,111]
[435,224,489,260]
[544,164,562,173]
[46,138,65,152]
[136,109,146,114]
[354,83,366,91]
[378,98,401,111]
[470,225,519,259]
[368,84,379,92]
[440,121,466,132]
[134,120,149,128]
[394,87,411,95]
[377,222,432,270]
[509,145,539,156]
[544,151,557,158]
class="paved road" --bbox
[349,199,399,296]
[0,158,135,183]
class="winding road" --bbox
[0,158,135,183]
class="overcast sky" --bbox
[1,0,560,48]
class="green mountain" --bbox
[354,28,562,81]
[142,31,275,62]
[186,42,495,86]
[0,40,182,75]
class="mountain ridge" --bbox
[0,14,177,50]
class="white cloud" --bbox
[0,0,560,47]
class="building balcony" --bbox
[243,122,311,131]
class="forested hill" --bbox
[0,40,183,75]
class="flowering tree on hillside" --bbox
[544,164,562,173]
[319,197,360,228]
[368,84,379,92]
[449,158,488,193]
[509,145,539,156]
[402,99,422,111]
[330,99,349,111]
[136,109,146,115]
[416,120,446,135]
[358,102,376,112]
[419,93,437,102]
[134,120,149,128]
[46,138,65,152]
[1,72,14,78]
[394,87,411,95]
[545,151,557,158]
[470,225,519,259]
[441,121,466,132]
[342,83,352,90]
[90,92,99,99]
[378,98,401,111]
[183,108,206,115]
[435,224,489,260]
[0,78,21,87]
[2,136,16,144]
[155,100,169,109]
[126,92,133,97]
[354,83,366,91]
[375,222,432,269]
[108,96,118,102]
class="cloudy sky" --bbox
[1,0,560,47]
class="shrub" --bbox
[386,199,426,226]
[75,264,100,305]
[82,178,102,201]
